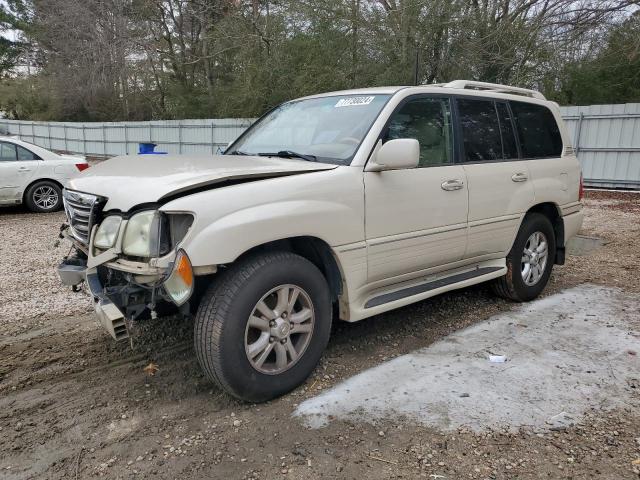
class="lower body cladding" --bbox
[57,253,195,341]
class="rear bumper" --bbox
[563,210,584,243]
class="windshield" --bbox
[226,94,391,165]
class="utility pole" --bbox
[413,45,419,85]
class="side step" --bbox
[365,267,503,309]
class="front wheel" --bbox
[492,213,556,302]
[194,252,332,402]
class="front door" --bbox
[364,96,469,283]
[455,98,535,258]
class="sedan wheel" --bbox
[33,185,60,210]
[25,181,63,213]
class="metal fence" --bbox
[2,103,640,189]
[0,118,254,157]
[560,103,640,189]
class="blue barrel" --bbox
[138,143,168,154]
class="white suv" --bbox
[58,81,583,402]
[0,137,89,212]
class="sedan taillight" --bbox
[579,173,584,201]
[75,163,89,172]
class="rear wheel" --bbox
[25,180,63,213]
[492,213,556,302]
[194,251,332,402]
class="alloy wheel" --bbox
[244,284,315,375]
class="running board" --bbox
[365,267,503,309]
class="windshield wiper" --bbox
[227,150,252,156]
[258,150,317,162]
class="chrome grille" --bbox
[63,189,103,245]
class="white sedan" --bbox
[0,136,89,213]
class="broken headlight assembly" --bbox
[118,210,194,258]
[93,215,123,249]
[122,210,160,257]
[92,210,194,259]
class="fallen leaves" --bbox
[143,362,159,376]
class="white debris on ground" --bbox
[295,285,640,432]
[0,210,91,334]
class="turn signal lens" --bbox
[75,163,89,172]
[164,250,194,306]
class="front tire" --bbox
[25,180,63,213]
[492,213,556,302]
[194,252,332,402]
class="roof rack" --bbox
[442,80,546,100]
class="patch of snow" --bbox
[295,285,640,432]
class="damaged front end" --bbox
[57,189,202,341]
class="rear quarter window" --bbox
[510,101,563,158]
[17,145,40,160]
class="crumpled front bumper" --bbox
[57,257,129,341]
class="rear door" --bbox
[364,95,468,283]
[0,142,42,203]
[456,98,535,258]
[0,142,22,202]
[509,101,580,206]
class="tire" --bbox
[492,213,556,302]
[25,180,63,213]
[194,251,332,402]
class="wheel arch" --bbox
[525,202,565,265]
[22,177,64,204]
[234,236,345,305]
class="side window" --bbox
[509,101,563,158]
[384,97,453,167]
[17,145,39,160]
[496,102,519,159]
[457,99,502,162]
[0,142,17,161]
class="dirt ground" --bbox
[1,190,639,480]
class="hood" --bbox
[67,154,338,211]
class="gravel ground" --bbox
[0,191,639,480]
[0,208,91,337]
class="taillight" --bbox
[75,163,89,172]
[579,173,584,201]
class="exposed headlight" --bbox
[164,250,194,305]
[94,216,122,249]
[122,210,160,257]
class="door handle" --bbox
[18,167,31,172]
[441,179,464,191]
[512,172,528,182]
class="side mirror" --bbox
[366,138,420,172]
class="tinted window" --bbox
[510,101,563,158]
[17,145,39,160]
[457,99,502,162]
[0,142,17,161]
[384,97,453,167]
[496,102,519,159]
